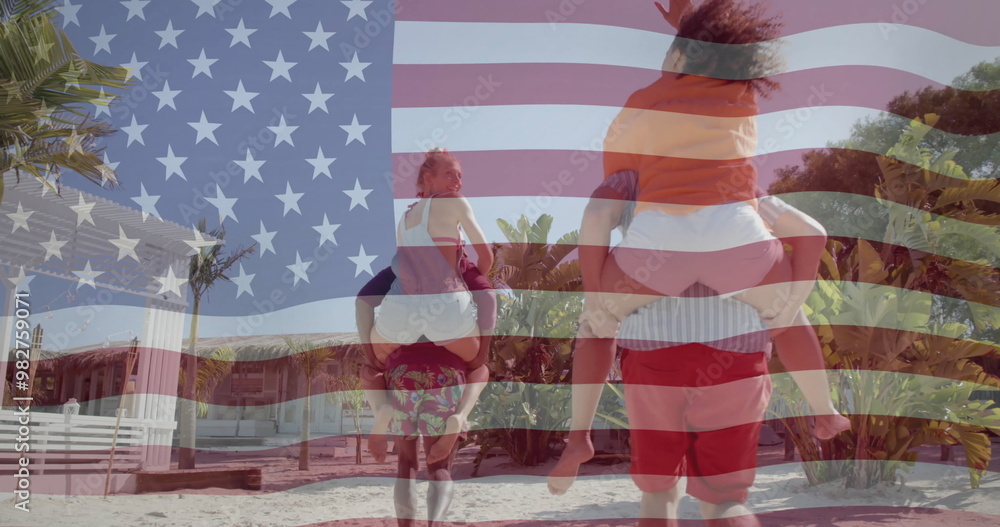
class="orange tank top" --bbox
[603,74,760,214]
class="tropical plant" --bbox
[178,219,255,469]
[0,0,130,202]
[329,343,365,464]
[774,116,1000,489]
[286,336,336,471]
[175,346,236,419]
[468,214,583,471]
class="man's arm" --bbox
[758,196,827,325]
[452,194,494,276]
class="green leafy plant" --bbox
[467,214,582,472]
[775,115,1000,489]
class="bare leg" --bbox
[639,488,681,527]
[361,364,394,463]
[365,329,400,463]
[441,326,480,363]
[394,439,420,527]
[424,435,458,526]
[738,259,850,440]
[699,501,761,527]
[427,363,489,465]
[547,319,617,495]
[773,312,851,440]
[592,252,669,334]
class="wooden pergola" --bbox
[0,171,218,471]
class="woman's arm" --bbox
[451,194,494,276]
[580,185,628,306]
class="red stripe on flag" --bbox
[395,0,1000,46]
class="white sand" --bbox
[9,461,999,526]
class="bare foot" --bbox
[427,414,465,465]
[702,502,761,527]
[547,433,595,495]
[814,413,851,440]
[367,405,394,463]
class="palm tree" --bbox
[329,343,366,464]
[285,336,335,471]
[176,346,236,420]
[178,219,255,469]
[0,0,130,202]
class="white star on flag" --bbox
[286,251,313,286]
[188,48,217,78]
[157,145,187,180]
[226,18,256,47]
[99,153,119,186]
[152,79,181,110]
[7,267,35,292]
[268,115,298,147]
[70,194,96,226]
[188,111,221,145]
[263,51,296,82]
[190,0,221,18]
[155,20,184,49]
[206,185,239,223]
[343,178,374,210]
[91,88,112,117]
[121,115,147,146]
[341,0,372,21]
[110,226,141,261]
[235,150,265,183]
[312,214,341,246]
[224,80,258,113]
[89,25,116,54]
[348,244,377,277]
[265,0,297,19]
[302,83,333,113]
[131,183,161,221]
[306,146,335,179]
[275,182,304,216]
[184,227,218,254]
[231,264,255,298]
[121,52,147,81]
[74,261,104,290]
[303,21,334,51]
[58,0,82,28]
[340,52,370,82]
[7,202,33,233]
[121,0,150,21]
[155,265,188,297]
[340,113,370,145]
[251,221,277,256]
[40,231,68,261]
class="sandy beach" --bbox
[9,442,1000,527]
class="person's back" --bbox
[371,149,492,366]
[393,194,468,300]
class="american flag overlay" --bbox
[2,0,1000,525]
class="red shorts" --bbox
[622,344,771,504]
[384,342,467,439]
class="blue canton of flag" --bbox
[55,0,396,327]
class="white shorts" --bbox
[613,203,782,297]
[620,202,776,253]
[374,291,477,346]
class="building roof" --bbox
[1,171,220,306]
